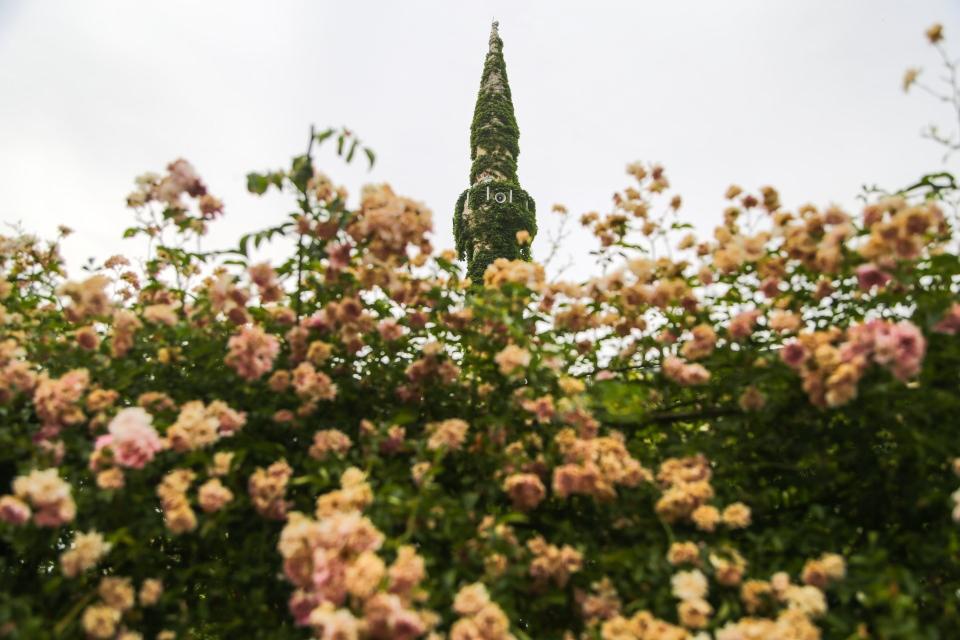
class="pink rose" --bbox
[888,321,926,381]
[780,341,808,369]
[0,495,31,525]
[856,263,892,291]
[934,303,960,335]
[288,589,322,627]
[729,310,761,340]
[225,325,280,381]
[108,408,164,469]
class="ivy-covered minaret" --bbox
[454,21,537,282]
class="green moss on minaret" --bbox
[454,21,537,283]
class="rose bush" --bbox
[2,50,960,640]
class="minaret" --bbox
[454,21,537,283]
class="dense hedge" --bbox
[0,126,958,640]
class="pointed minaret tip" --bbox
[453,16,536,281]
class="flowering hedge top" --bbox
[2,84,960,639]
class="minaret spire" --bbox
[454,21,537,282]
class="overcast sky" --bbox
[1,0,958,280]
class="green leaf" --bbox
[314,128,335,146]
[238,234,251,257]
[290,155,313,192]
[246,172,270,195]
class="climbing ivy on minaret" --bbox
[454,21,537,282]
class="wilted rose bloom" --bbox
[802,553,846,589]
[738,386,766,411]
[166,158,205,197]
[198,193,223,219]
[379,424,406,454]
[226,325,280,381]
[75,326,100,350]
[326,242,352,271]
[934,303,960,335]
[105,407,163,469]
[926,22,944,43]
[903,67,921,92]
[729,310,761,340]
[377,319,404,342]
[856,263,892,291]
[780,341,808,369]
[521,395,555,422]
[759,277,781,298]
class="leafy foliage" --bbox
[1,124,960,640]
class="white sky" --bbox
[1,0,958,281]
